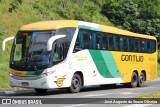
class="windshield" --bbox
[10,31,55,71]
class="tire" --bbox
[69,74,82,93]
[34,88,47,94]
[138,72,146,87]
[130,72,138,88]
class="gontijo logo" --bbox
[121,54,144,62]
[54,78,66,87]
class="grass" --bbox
[137,64,160,98]
[157,63,160,77]
[0,44,10,88]
[138,91,160,98]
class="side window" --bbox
[113,35,120,51]
[96,32,103,49]
[126,37,130,52]
[102,34,107,50]
[138,39,141,52]
[134,38,139,52]
[53,43,64,62]
[147,40,151,53]
[130,38,135,52]
[141,39,145,52]
[108,35,114,51]
[123,37,128,51]
[92,32,97,49]
[83,30,89,49]
[144,39,148,53]
[119,36,123,51]
[74,29,89,52]
[74,30,83,52]
[88,32,93,49]
[150,40,156,53]
[74,29,95,52]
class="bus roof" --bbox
[20,20,156,40]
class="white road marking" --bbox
[125,87,156,91]
[122,92,138,95]
[124,104,153,107]
[80,92,139,98]
[79,93,115,97]
[82,94,107,97]
[5,91,15,94]
[62,104,88,107]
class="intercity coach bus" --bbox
[2,20,157,93]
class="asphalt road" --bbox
[0,78,160,107]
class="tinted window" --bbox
[123,37,128,51]
[151,40,156,53]
[113,35,120,51]
[53,43,64,62]
[147,40,151,53]
[130,38,134,52]
[83,30,89,49]
[56,28,76,40]
[134,38,139,52]
[74,30,83,51]
[102,35,107,50]
[108,35,114,51]
[73,29,156,53]
[96,32,103,49]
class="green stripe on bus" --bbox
[89,50,123,78]
[89,50,113,78]
[78,25,103,31]
[101,51,123,78]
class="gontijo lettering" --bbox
[121,54,144,62]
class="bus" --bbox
[3,20,157,94]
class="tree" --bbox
[9,0,23,13]
[101,0,160,37]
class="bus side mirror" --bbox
[47,35,66,51]
[2,36,14,51]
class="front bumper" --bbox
[9,75,58,89]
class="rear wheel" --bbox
[130,72,138,88]
[34,88,47,94]
[138,72,146,87]
[69,74,82,93]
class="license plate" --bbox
[22,82,29,86]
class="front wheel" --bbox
[69,74,82,93]
[138,72,146,87]
[34,88,47,94]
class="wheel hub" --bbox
[73,78,79,89]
